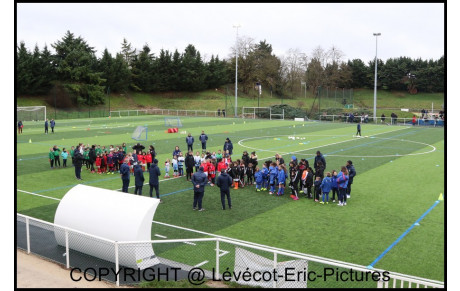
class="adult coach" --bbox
[191,166,207,211]
[132,142,145,155]
[44,119,49,134]
[216,169,233,210]
[314,151,326,172]
[186,133,194,152]
[149,159,162,201]
[199,131,208,153]
[346,160,356,199]
[223,138,233,156]
[120,158,130,193]
[74,146,84,180]
[50,119,56,133]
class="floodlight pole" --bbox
[233,24,241,118]
[373,33,381,123]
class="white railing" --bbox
[318,114,445,126]
[17,213,444,288]
[110,109,225,118]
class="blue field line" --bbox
[367,199,441,269]
[159,187,194,197]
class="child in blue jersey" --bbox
[337,166,349,206]
[254,167,263,191]
[331,170,338,202]
[276,164,287,196]
[261,162,269,191]
[320,172,332,204]
[268,162,278,195]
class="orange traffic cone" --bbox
[234,179,239,190]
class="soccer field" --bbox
[16,115,445,284]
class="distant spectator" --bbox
[50,119,55,133]
[186,133,194,152]
[381,113,386,123]
[217,109,221,117]
[199,131,209,153]
[18,120,23,134]
[44,119,49,134]
[222,109,226,117]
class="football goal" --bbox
[164,117,183,128]
[132,126,148,141]
[242,107,270,119]
[17,106,47,121]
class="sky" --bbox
[16,3,445,63]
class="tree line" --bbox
[16,30,444,106]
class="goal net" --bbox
[242,107,270,119]
[17,106,47,121]
[164,117,183,128]
[132,126,148,141]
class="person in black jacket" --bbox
[133,163,144,195]
[241,151,250,167]
[191,166,208,211]
[132,143,145,155]
[120,158,130,193]
[89,145,97,173]
[185,151,195,181]
[289,162,300,200]
[217,169,233,210]
[149,159,161,200]
[314,151,326,172]
[74,146,84,180]
[223,138,233,156]
[346,160,356,199]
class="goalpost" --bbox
[17,106,47,121]
[164,116,183,128]
[132,126,148,141]
[242,107,270,119]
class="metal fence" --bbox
[17,213,444,288]
[318,114,445,126]
[109,109,224,118]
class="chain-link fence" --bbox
[17,214,444,288]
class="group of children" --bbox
[49,143,157,175]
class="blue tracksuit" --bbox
[269,166,277,193]
[320,176,332,202]
[261,167,269,189]
[254,171,263,190]
[277,169,287,195]
[337,172,349,203]
[331,175,338,200]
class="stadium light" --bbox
[233,24,241,117]
[373,33,381,123]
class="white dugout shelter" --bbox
[54,184,160,269]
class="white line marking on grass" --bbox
[215,249,229,257]
[17,189,62,201]
[193,260,208,267]
[154,234,167,238]
[183,241,197,246]
[252,126,411,161]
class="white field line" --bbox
[193,260,208,267]
[16,189,62,201]
[16,175,184,200]
[247,126,411,161]
[183,241,196,246]
[154,234,167,238]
